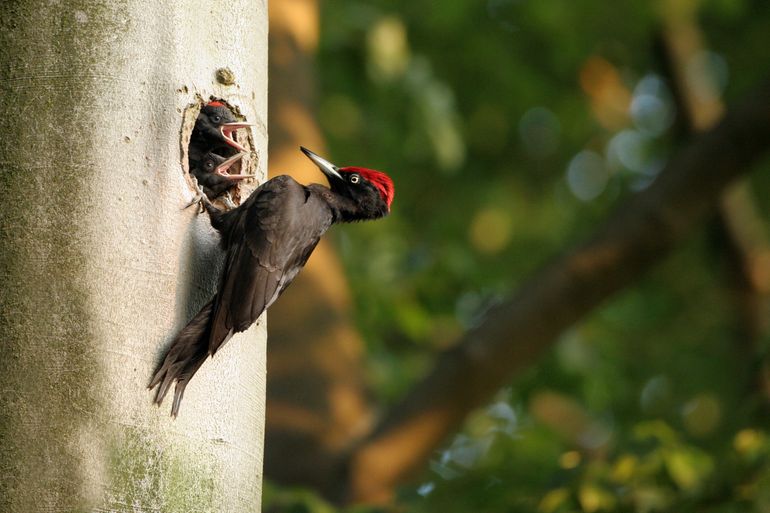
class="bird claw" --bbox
[182,194,203,211]
[222,192,237,210]
[183,182,215,213]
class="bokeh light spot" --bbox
[734,429,765,456]
[468,206,513,254]
[559,450,581,469]
[417,481,435,496]
[579,56,631,130]
[631,74,675,136]
[566,150,608,201]
[631,95,672,136]
[605,129,655,174]
[367,16,410,81]
[682,393,722,437]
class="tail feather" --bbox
[149,299,215,416]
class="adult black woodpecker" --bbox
[150,147,395,416]
[191,151,254,201]
[188,101,253,168]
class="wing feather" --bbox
[208,176,332,354]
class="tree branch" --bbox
[342,77,770,504]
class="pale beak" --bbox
[300,146,343,180]
[215,152,254,180]
[220,122,255,152]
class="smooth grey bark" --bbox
[0,1,267,512]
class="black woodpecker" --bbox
[150,147,395,416]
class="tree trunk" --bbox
[0,1,267,512]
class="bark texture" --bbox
[0,1,267,511]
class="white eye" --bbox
[350,174,360,184]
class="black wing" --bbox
[207,175,333,354]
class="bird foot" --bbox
[183,182,215,213]
[222,192,237,210]
[182,194,203,211]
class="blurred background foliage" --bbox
[264,0,770,511]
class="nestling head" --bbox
[195,101,253,152]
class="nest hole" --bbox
[180,97,259,209]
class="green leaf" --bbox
[539,488,571,513]
[663,447,714,492]
[578,484,615,512]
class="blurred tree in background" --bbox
[264,0,770,511]
[265,0,376,491]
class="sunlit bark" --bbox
[0,1,267,511]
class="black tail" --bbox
[148,299,215,417]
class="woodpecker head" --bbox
[195,151,252,180]
[301,146,394,220]
[193,102,253,152]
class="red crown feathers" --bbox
[341,167,395,209]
